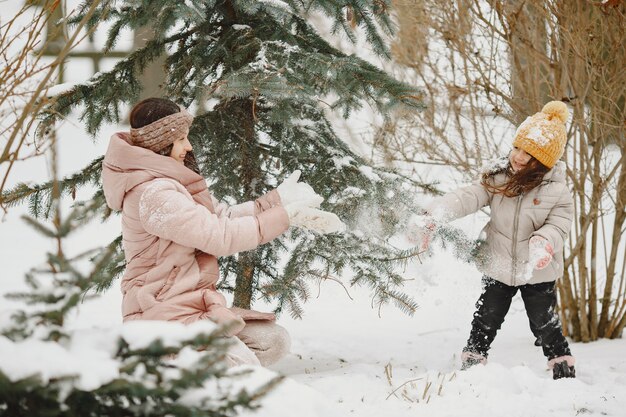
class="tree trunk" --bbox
[599,151,626,335]
[133,25,167,100]
[235,252,256,309]
[231,98,263,309]
[558,268,581,339]
[588,139,604,340]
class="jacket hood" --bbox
[542,160,566,184]
[102,133,204,211]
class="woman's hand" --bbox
[277,171,345,234]
[529,235,554,270]
[285,204,346,234]
[277,170,323,208]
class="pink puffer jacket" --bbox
[102,133,289,335]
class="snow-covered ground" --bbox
[4,230,626,417]
[271,259,626,417]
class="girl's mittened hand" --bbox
[406,214,436,252]
[277,170,324,208]
[529,236,554,270]
[286,204,346,234]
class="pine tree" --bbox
[2,1,433,316]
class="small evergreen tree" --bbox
[3,0,433,316]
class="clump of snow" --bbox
[526,126,550,146]
[0,335,119,391]
[332,156,354,169]
[0,321,220,391]
[350,201,385,237]
[121,320,217,349]
[358,165,382,182]
[291,118,316,128]
[258,130,272,145]
[479,156,510,175]
[514,117,556,147]
[248,45,270,72]
[331,186,366,205]
[408,213,432,229]
[427,205,456,223]
[249,41,300,73]
[395,213,431,249]
[206,97,221,111]
[46,82,79,97]
[343,186,366,197]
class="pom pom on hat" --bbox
[512,101,569,169]
[541,101,569,123]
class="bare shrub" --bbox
[386,0,625,340]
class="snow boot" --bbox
[549,356,576,380]
[552,362,575,379]
[461,351,487,370]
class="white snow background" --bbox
[1,2,625,416]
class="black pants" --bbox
[464,277,571,360]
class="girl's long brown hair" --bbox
[481,154,550,197]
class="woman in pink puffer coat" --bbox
[102,98,343,366]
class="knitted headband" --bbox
[130,108,194,152]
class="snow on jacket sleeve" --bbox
[531,187,574,253]
[426,181,491,221]
[210,189,283,218]
[139,180,288,256]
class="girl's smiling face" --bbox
[509,147,532,172]
[170,136,193,163]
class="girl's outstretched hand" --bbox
[529,236,554,270]
[277,170,324,209]
[406,214,436,252]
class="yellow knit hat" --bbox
[512,101,569,168]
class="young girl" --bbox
[102,97,343,367]
[416,101,575,379]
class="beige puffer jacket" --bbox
[427,161,574,286]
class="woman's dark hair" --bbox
[130,97,180,128]
[481,153,550,197]
[129,97,201,174]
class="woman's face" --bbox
[509,147,532,172]
[170,136,193,164]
